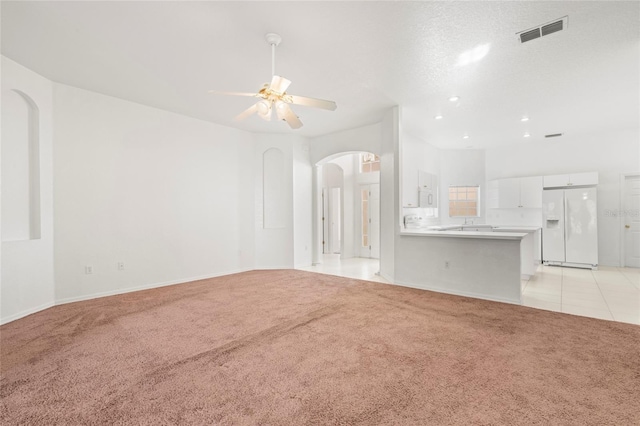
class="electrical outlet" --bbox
[444,261,450,269]
[85,265,93,275]
[117,262,125,271]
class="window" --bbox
[449,186,480,217]
[360,153,380,173]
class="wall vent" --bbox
[545,133,563,138]
[518,16,568,43]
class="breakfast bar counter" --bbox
[394,226,528,304]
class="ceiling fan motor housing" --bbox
[265,33,282,46]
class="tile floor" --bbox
[298,255,387,284]
[299,255,640,326]
[522,264,640,325]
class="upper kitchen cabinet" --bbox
[403,169,419,208]
[418,170,437,191]
[543,172,598,188]
[488,176,542,209]
[519,176,543,208]
[404,170,438,208]
[418,171,438,208]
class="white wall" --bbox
[311,123,382,166]
[293,137,312,267]
[380,108,399,281]
[1,56,55,324]
[53,83,255,303]
[485,129,640,266]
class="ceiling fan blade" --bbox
[287,95,337,111]
[234,103,258,121]
[269,75,291,94]
[208,90,258,97]
[276,102,303,129]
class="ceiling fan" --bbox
[209,33,337,129]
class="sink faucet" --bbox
[464,218,474,225]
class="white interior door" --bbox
[369,184,380,259]
[322,188,329,254]
[624,176,640,267]
[359,185,370,258]
[359,184,380,259]
[330,188,341,254]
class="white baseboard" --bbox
[1,301,56,326]
[391,278,521,305]
[55,268,253,306]
[1,269,252,325]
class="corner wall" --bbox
[52,83,255,304]
[1,56,55,324]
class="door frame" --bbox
[620,172,640,267]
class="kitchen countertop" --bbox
[492,226,541,232]
[400,228,528,240]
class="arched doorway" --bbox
[314,151,380,264]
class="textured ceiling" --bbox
[2,1,638,148]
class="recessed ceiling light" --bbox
[521,117,529,122]
[462,134,469,139]
[434,115,443,120]
[524,133,530,138]
[449,96,460,102]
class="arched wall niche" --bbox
[1,89,41,241]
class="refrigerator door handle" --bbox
[564,193,568,258]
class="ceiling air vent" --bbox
[517,16,568,43]
[541,20,563,36]
[545,133,563,138]
[520,28,541,43]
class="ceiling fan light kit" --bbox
[209,33,336,130]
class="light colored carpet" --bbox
[1,270,639,425]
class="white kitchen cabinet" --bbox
[497,178,520,208]
[543,172,598,188]
[418,171,438,208]
[418,170,437,190]
[519,176,543,208]
[488,176,542,208]
[403,169,419,208]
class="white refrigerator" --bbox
[542,187,598,268]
